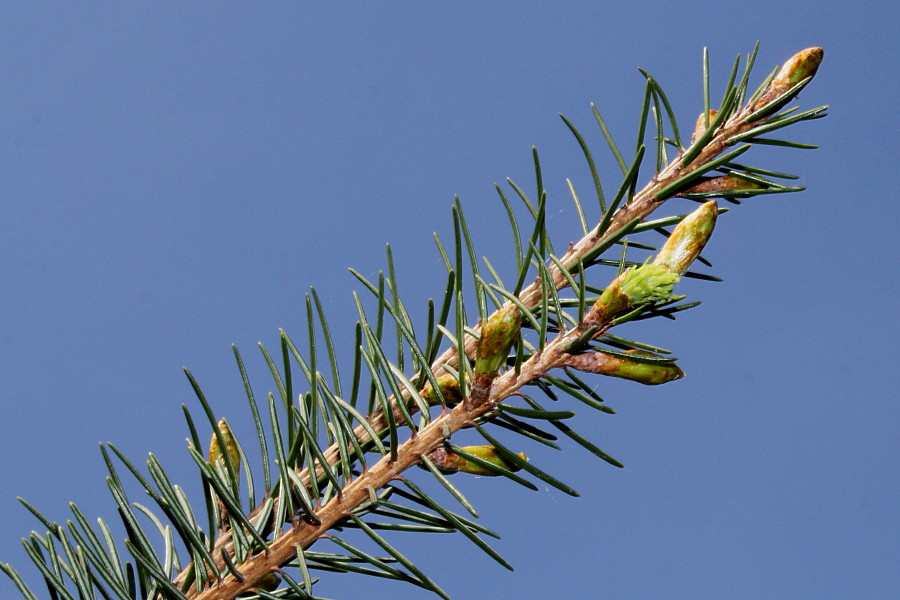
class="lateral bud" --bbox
[564,349,684,385]
[652,200,718,276]
[209,418,240,475]
[475,304,522,375]
[420,373,464,406]
[426,445,527,476]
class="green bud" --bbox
[257,572,281,591]
[427,445,527,477]
[589,277,630,323]
[475,304,522,375]
[421,374,463,406]
[209,418,240,475]
[565,349,684,385]
[653,201,718,276]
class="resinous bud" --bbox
[427,445,526,476]
[475,304,522,375]
[653,201,718,276]
[691,110,717,144]
[565,349,684,385]
[755,48,824,109]
[209,418,240,474]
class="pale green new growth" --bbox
[618,263,681,305]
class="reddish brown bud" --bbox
[681,176,763,195]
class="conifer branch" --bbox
[3,46,826,600]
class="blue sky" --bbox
[2,3,897,599]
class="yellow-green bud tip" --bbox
[565,349,684,385]
[427,445,526,476]
[773,47,824,86]
[653,201,718,276]
[589,263,680,324]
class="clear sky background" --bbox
[2,3,897,599]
